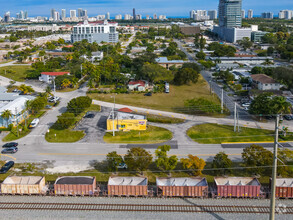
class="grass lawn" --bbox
[2,111,46,142]
[45,129,85,143]
[0,65,32,82]
[88,75,221,115]
[45,104,100,143]
[103,125,173,144]
[187,123,280,144]
[143,113,185,124]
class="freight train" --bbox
[0,176,292,199]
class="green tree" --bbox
[173,67,199,85]
[67,96,92,116]
[1,109,12,128]
[237,37,253,51]
[106,151,123,172]
[242,145,273,175]
[196,51,206,60]
[212,152,232,175]
[55,112,76,129]
[249,93,273,115]
[124,147,153,172]
[19,84,34,95]
[141,63,173,83]
[199,36,206,50]
[155,145,178,173]
[181,154,206,176]
[30,96,47,114]
[271,96,291,115]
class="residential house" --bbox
[39,72,70,84]
[251,74,280,91]
[156,57,185,69]
[128,80,149,92]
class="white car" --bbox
[29,118,39,128]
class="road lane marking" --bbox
[39,153,241,157]
[0,154,16,161]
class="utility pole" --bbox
[112,95,116,137]
[269,114,279,220]
[15,107,19,137]
[237,110,240,132]
[234,102,237,132]
[221,88,224,114]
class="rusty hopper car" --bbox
[1,176,47,195]
[54,176,96,196]
[108,176,148,196]
[275,178,293,199]
[214,177,261,198]
[156,177,208,197]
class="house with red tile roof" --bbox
[39,72,70,84]
[128,80,149,91]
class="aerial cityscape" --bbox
[0,0,292,219]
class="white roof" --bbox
[275,178,293,187]
[108,177,147,186]
[0,96,35,115]
[215,177,260,186]
[156,177,207,187]
[3,176,44,185]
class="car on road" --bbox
[2,142,18,148]
[0,161,14,174]
[1,147,18,154]
[29,118,39,128]
[48,96,60,102]
[242,103,250,107]
[144,92,152,96]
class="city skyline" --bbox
[1,0,293,17]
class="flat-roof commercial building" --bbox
[107,108,147,131]
[71,20,119,44]
[156,57,185,69]
[209,56,273,65]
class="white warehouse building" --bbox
[71,20,119,44]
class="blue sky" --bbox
[1,0,292,17]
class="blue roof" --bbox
[156,57,185,64]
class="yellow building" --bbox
[107,109,147,131]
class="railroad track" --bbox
[0,202,292,214]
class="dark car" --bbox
[284,115,293,120]
[84,112,95,118]
[144,92,152,96]
[1,147,18,154]
[0,161,14,174]
[2,142,18,148]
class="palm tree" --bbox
[24,100,32,127]
[1,109,12,128]
[45,86,52,95]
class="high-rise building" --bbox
[218,0,242,28]
[115,14,122,20]
[61,9,66,19]
[124,14,131,20]
[133,8,136,20]
[192,10,210,21]
[261,12,273,19]
[208,10,218,20]
[20,11,24,20]
[77,8,83,18]
[24,11,28,19]
[146,15,150,20]
[4,11,10,23]
[279,10,285,19]
[50,8,56,19]
[280,10,293,20]
[70,10,77,18]
[248,9,253,19]
[71,20,119,43]
[136,14,142,20]
[190,10,196,19]
[153,14,157,19]
[54,11,60,21]
[83,10,88,18]
[241,9,245,18]
[106,12,110,20]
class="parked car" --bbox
[144,92,152,96]
[45,105,52,109]
[48,96,60,102]
[84,113,95,118]
[0,161,14,174]
[242,103,250,107]
[1,147,18,154]
[117,163,128,169]
[284,115,293,120]
[29,118,39,128]
[2,142,18,148]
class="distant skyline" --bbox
[1,0,293,17]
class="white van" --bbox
[29,118,39,128]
